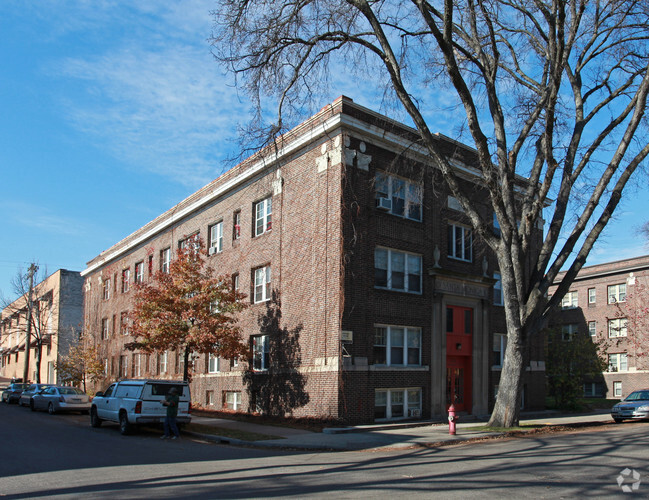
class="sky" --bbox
[1,1,648,299]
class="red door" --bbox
[446,306,473,413]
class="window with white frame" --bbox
[224,391,242,410]
[209,221,223,254]
[561,324,579,340]
[613,381,622,397]
[233,210,241,240]
[158,351,168,374]
[101,318,109,340]
[254,197,272,236]
[206,390,214,406]
[208,354,219,373]
[232,273,239,291]
[374,171,422,221]
[374,248,422,293]
[608,318,627,338]
[103,279,111,300]
[608,353,628,372]
[253,266,271,303]
[161,248,171,273]
[252,335,269,371]
[561,291,578,309]
[608,284,626,303]
[588,288,596,304]
[133,354,142,377]
[119,355,127,378]
[179,233,200,252]
[447,223,472,261]
[588,321,597,338]
[120,312,129,335]
[135,262,144,284]
[493,273,503,306]
[493,333,506,368]
[121,269,130,293]
[373,326,421,366]
[375,388,422,420]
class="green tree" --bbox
[546,328,607,409]
[128,238,248,381]
[55,334,105,393]
[212,0,649,426]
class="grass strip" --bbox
[184,423,283,441]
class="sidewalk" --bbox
[185,409,615,451]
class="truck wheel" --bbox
[90,407,103,428]
[119,412,131,435]
[614,418,624,424]
[48,403,56,415]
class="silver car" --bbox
[31,386,91,414]
[19,384,53,407]
[611,389,649,423]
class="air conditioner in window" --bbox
[208,246,217,255]
[375,197,392,211]
[409,408,421,418]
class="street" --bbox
[0,402,647,499]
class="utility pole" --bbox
[22,263,38,383]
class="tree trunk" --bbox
[488,328,524,427]
[183,346,190,382]
[34,344,42,383]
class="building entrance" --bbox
[446,305,473,412]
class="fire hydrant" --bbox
[448,404,457,435]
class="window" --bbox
[374,248,422,293]
[373,326,421,366]
[493,333,506,368]
[206,390,214,406]
[588,288,596,304]
[209,221,223,254]
[148,255,154,276]
[120,312,129,336]
[613,381,622,398]
[158,351,168,374]
[103,278,111,300]
[374,172,422,221]
[608,353,628,372]
[561,324,579,341]
[447,223,472,261]
[375,388,422,420]
[254,197,272,236]
[561,291,578,309]
[252,335,269,370]
[121,269,130,293]
[224,391,242,410]
[179,233,200,252]
[608,284,626,303]
[133,354,142,377]
[208,354,219,373]
[232,273,239,291]
[161,248,171,273]
[135,262,144,284]
[233,210,241,240]
[119,355,127,378]
[253,266,271,303]
[101,318,109,340]
[588,321,597,338]
[493,273,503,306]
[583,382,604,397]
[608,318,627,338]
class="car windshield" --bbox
[625,391,649,401]
[58,387,84,395]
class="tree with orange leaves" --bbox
[128,238,247,381]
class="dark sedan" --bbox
[611,389,649,423]
[1,383,30,404]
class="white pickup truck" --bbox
[90,379,191,435]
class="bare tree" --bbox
[2,266,56,383]
[212,0,649,427]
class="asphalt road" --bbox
[0,401,647,499]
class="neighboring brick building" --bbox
[550,255,649,399]
[0,269,84,384]
[81,96,545,423]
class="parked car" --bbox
[19,384,53,407]
[611,389,649,423]
[1,383,30,404]
[91,379,191,435]
[30,386,91,414]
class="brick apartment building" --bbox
[550,255,649,400]
[81,96,546,423]
[0,269,84,385]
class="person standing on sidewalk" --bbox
[161,387,180,440]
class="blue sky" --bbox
[0,1,647,298]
